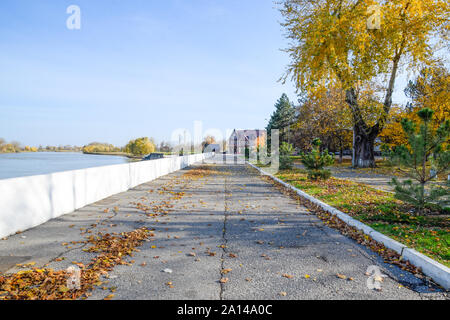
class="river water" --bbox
[0,152,130,180]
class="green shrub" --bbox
[279,142,294,170]
[300,138,334,180]
[245,147,250,160]
[306,169,332,180]
[125,137,156,156]
[388,108,449,215]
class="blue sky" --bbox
[0,0,410,147]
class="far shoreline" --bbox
[81,151,143,160]
[0,150,82,154]
[0,150,142,161]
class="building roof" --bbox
[229,129,266,142]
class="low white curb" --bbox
[247,162,450,290]
[402,248,450,290]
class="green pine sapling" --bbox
[279,142,294,170]
[300,138,334,180]
[388,108,449,215]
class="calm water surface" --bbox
[0,152,131,180]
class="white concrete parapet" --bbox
[0,153,212,239]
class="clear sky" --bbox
[0,0,411,147]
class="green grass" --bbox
[254,162,272,168]
[370,223,449,264]
[292,157,449,181]
[275,168,450,267]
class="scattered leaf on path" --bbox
[221,268,232,274]
[219,278,229,284]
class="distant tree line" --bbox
[38,145,82,152]
[0,138,23,153]
[82,142,121,154]
[2,135,215,157]
[81,137,169,157]
[0,138,64,153]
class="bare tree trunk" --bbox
[353,126,376,168]
[346,88,377,168]
[344,52,401,168]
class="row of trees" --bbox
[1,137,178,157]
[81,143,121,154]
[1,137,192,157]
[279,0,449,168]
[266,62,449,164]
[38,145,81,152]
[81,138,157,156]
[0,138,22,153]
[0,138,41,153]
[0,140,85,153]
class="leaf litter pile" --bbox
[0,227,152,300]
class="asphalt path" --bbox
[0,155,446,299]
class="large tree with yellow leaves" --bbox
[280,0,449,167]
[405,64,450,127]
[380,64,450,148]
[294,85,353,162]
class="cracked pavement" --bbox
[0,155,447,299]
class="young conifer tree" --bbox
[389,108,449,214]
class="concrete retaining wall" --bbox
[0,153,212,239]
